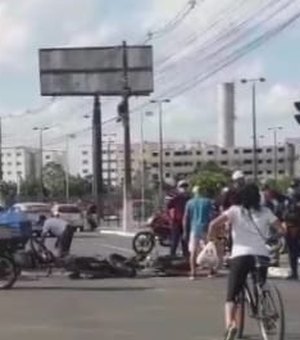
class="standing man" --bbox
[167,180,190,257]
[40,215,74,257]
[183,186,214,279]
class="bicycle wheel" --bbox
[258,282,285,340]
[0,256,18,289]
[237,289,246,339]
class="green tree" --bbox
[191,161,230,198]
[69,175,93,198]
[42,162,65,198]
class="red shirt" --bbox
[167,192,190,226]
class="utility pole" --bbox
[268,127,283,183]
[117,41,132,232]
[150,99,170,206]
[92,95,103,226]
[33,126,50,199]
[241,78,265,182]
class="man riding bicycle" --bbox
[208,183,284,340]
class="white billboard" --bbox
[39,45,153,96]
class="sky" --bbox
[1,0,300,173]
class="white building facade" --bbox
[76,141,295,187]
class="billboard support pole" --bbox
[92,95,103,227]
[122,41,133,232]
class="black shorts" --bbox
[226,255,268,302]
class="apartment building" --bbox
[1,147,66,183]
[77,141,295,187]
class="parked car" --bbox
[51,204,84,231]
[11,202,52,236]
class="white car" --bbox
[51,204,84,231]
[12,202,52,236]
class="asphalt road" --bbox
[0,233,299,340]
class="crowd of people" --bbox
[166,172,300,340]
[166,171,300,280]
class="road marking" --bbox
[101,243,133,254]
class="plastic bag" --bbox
[196,241,219,268]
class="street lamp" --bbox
[33,126,50,198]
[150,99,171,206]
[241,77,266,182]
[140,111,153,223]
[65,134,76,202]
[268,126,283,183]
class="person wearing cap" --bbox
[167,180,190,257]
[183,185,214,279]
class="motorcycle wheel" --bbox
[0,256,18,289]
[132,231,155,255]
[108,254,137,278]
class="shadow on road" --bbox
[13,286,154,292]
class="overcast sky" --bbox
[1,0,300,173]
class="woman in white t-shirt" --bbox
[207,183,284,340]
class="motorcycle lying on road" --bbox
[132,211,172,256]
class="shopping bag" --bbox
[196,241,219,268]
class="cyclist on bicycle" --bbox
[207,183,284,340]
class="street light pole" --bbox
[241,78,265,182]
[65,134,75,202]
[33,126,50,199]
[150,99,170,207]
[268,127,283,183]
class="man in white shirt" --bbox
[41,215,74,257]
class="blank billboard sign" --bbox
[39,45,153,96]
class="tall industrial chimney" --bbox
[218,82,235,148]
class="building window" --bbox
[6,153,11,157]
[234,149,239,154]
[152,174,159,180]
[278,170,285,174]
[165,162,171,167]
[16,162,22,166]
[267,170,272,174]
[165,152,170,156]
[152,152,158,157]
[266,159,272,164]
[266,148,272,153]
[197,162,202,167]
[243,159,252,165]
[258,171,263,175]
[221,161,228,166]
[7,162,12,166]
[196,151,201,155]
[244,170,253,175]
[45,155,51,160]
[221,150,228,155]
[174,151,182,156]
[278,159,285,164]
[82,151,88,155]
[165,173,170,178]
[16,152,22,157]
[243,149,252,154]
[278,147,284,153]
[7,171,12,175]
[174,162,183,167]
[82,160,89,165]
[207,151,214,155]
[152,163,159,168]
[82,169,88,174]
[256,148,262,153]
[258,160,263,164]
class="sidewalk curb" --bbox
[268,267,290,279]
[100,230,136,238]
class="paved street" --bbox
[0,233,299,340]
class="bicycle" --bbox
[237,256,285,340]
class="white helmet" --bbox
[232,170,244,181]
[177,179,188,188]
